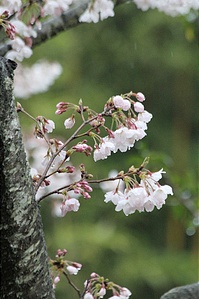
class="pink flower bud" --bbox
[136,92,145,102]
[122,99,131,111]
[90,272,98,278]
[113,95,124,108]
[134,102,144,113]
[113,95,131,111]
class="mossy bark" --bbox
[0,57,55,298]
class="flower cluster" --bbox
[14,61,62,99]
[84,272,131,299]
[43,0,73,16]
[93,93,152,162]
[60,180,93,216]
[104,169,173,215]
[19,90,173,218]
[1,0,21,13]
[79,0,114,23]
[133,0,199,16]
[50,249,82,289]
[1,0,198,63]
[5,20,37,61]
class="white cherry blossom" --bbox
[2,0,22,12]
[94,138,115,161]
[66,265,81,275]
[104,170,173,215]
[79,0,114,23]
[14,61,62,98]
[84,293,94,299]
[138,110,153,123]
[45,119,55,133]
[104,190,125,205]
[64,117,75,129]
[133,0,199,16]
[60,198,80,216]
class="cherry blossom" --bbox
[120,287,132,298]
[84,293,94,299]
[115,187,147,215]
[112,126,146,152]
[137,110,153,123]
[98,287,106,296]
[43,0,73,17]
[104,190,125,205]
[1,0,198,64]
[113,95,131,111]
[79,0,114,23]
[66,264,81,275]
[94,138,115,161]
[104,170,173,215]
[14,61,62,99]
[133,0,199,16]
[60,197,80,216]
[6,45,32,61]
[64,116,75,129]
[93,101,151,160]
[2,0,22,13]
[12,19,37,37]
[45,119,55,133]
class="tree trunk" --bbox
[0,57,55,298]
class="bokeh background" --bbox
[18,3,198,299]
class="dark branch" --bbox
[0,0,130,57]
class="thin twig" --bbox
[35,113,100,192]
[63,270,81,298]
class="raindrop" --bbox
[193,216,199,226]
[181,190,191,200]
[186,226,196,236]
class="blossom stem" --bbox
[37,175,124,202]
[35,113,101,192]
[62,270,81,298]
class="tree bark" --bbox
[0,57,55,298]
[160,283,199,299]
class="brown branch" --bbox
[63,270,81,298]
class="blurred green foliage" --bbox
[18,3,198,299]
